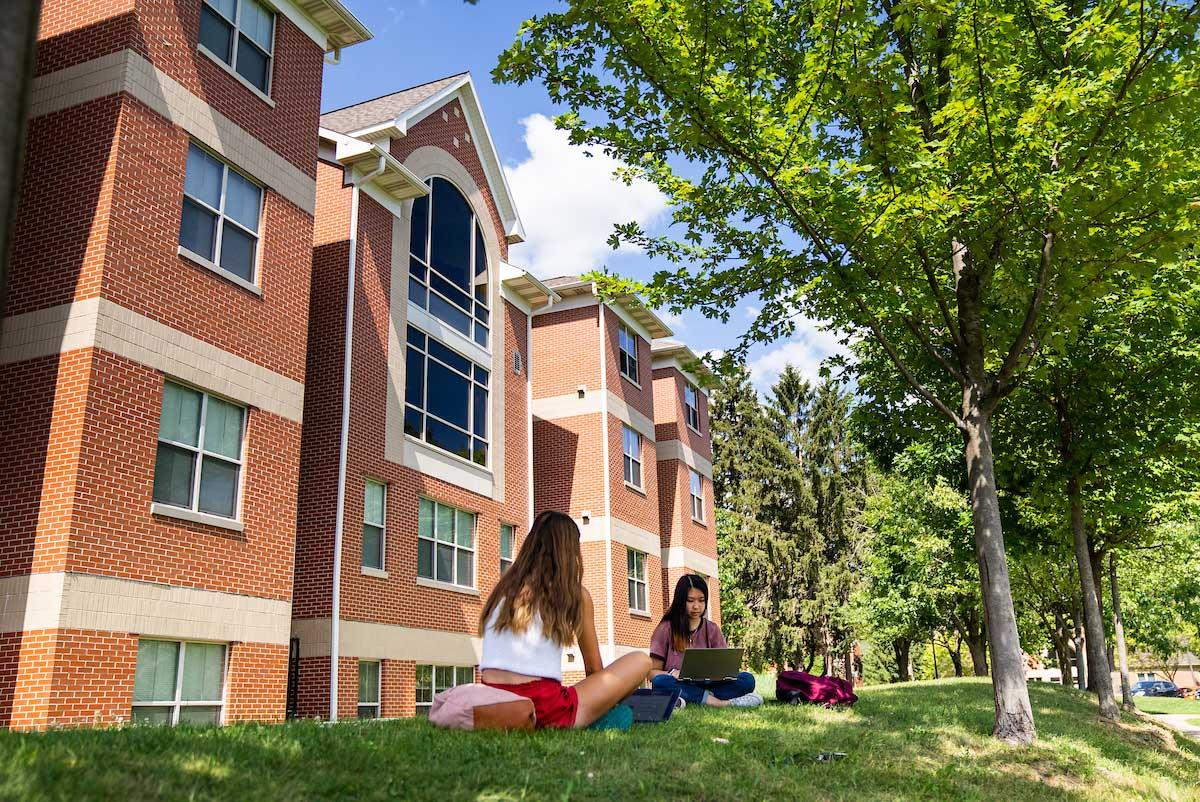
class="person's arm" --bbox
[647,623,677,679]
[577,587,604,676]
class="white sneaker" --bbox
[729,693,764,708]
[675,697,687,711]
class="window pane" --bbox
[631,462,641,488]
[436,544,454,583]
[198,456,238,517]
[428,340,471,376]
[207,0,236,20]
[405,348,425,408]
[455,510,474,547]
[426,417,471,460]
[415,665,432,691]
[628,578,636,606]
[429,178,472,291]
[404,408,423,438]
[472,440,487,466]
[218,223,256,282]
[456,550,473,586]
[434,666,454,691]
[364,481,385,525]
[363,524,382,569]
[419,498,435,537]
[500,525,513,560]
[473,364,489,386]
[417,538,433,578]
[623,455,632,486]
[426,362,469,430]
[134,640,179,702]
[472,386,487,438]
[357,705,379,720]
[435,504,454,543]
[407,326,426,351]
[473,226,487,302]
[473,325,488,348]
[132,706,173,726]
[431,273,472,313]
[235,37,270,93]
[224,170,261,232]
[203,396,243,459]
[359,661,379,704]
[457,666,474,686]
[690,470,702,496]
[184,145,224,208]
[409,194,429,259]
[638,584,647,611]
[428,293,471,336]
[181,643,225,701]
[180,200,218,261]
[153,443,196,508]
[627,549,635,575]
[160,383,202,445]
[408,278,427,309]
[240,0,274,50]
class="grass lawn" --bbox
[1188,718,1200,729]
[1,678,1197,802]
[1135,696,1200,715]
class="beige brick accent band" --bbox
[662,546,719,577]
[656,439,713,478]
[0,572,292,644]
[291,617,482,663]
[577,515,661,555]
[0,298,305,422]
[29,50,316,214]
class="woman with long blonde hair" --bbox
[479,510,651,728]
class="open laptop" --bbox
[622,687,681,723]
[678,648,744,682]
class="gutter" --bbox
[596,296,616,661]
[329,155,386,722]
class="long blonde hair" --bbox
[479,510,584,647]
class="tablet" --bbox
[622,688,681,723]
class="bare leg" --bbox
[572,652,652,728]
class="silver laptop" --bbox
[678,648,744,682]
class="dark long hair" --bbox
[661,574,709,652]
[479,510,584,646]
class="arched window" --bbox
[408,178,489,348]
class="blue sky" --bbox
[321,0,844,395]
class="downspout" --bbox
[329,155,386,722]
[596,297,615,661]
[324,47,342,65]
[526,311,534,532]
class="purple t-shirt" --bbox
[649,619,728,673]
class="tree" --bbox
[497,1,1200,742]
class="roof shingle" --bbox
[320,72,468,134]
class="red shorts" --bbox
[483,678,579,729]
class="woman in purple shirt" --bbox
[648,575,762,707]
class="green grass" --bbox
[1,679,1198,802]
[1187,718,1200,729]
[1135,696,1200,715]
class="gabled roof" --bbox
[542,276,673,340]
[320,73,525,245]
[500,263,559,311]
[318,128,429,210]
[652,339,714,380]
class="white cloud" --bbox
[747,322,848,395]
[505,114,669,279]
[743,305,761,320]
[658,310,686,331]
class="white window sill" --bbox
[197,44,276,108]
[629,609,651,619]
[686,422,703,436]
[416,577,479,596]
[361,566,389,579]
[403,434,493,477]
[151,502,244,532]
[620,371,641,390]
[178,246,262,296]
[407,303,491,367]
[692,517,707,527]
[624,481,646,496]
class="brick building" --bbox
[0,2,717,729]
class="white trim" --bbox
[151,503,245,533]
[415,577,480,596]
[406,300,491,365]
[530,391,655,442]
[651,355,711,397]
[178,246,263,296]
[661,546,718,578]
[196,43,276,108]
[501,283,532,315]
[577,515,661,555]
[656,439,713,479]
[526,313,535,532]
[267,0,330,50]
[361,567,389,579]
[598,305,615,654]
[401,436,493,497]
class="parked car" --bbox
[1131,680,1183,698]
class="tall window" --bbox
[500,524,515,573]
[132,639,226,726]
[153,381,244,520]
[618,323,640,384]
[180,143,262,285]
[627,549,648,613]
[415,665,474,714]
[408,178,490,348]
[417,498,476,588]
[357,661,380,719]
[199,0,274,94]
[684,382,700,432]
[362,480,386,570]
[404,326,489,466]
[690,469,705,523]
[622,425,642,489]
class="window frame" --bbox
[362,478,387,571]
[197,0,277,100]
[415,664,475,714]
[617,322,640,385]
[179,142,264,291]
[153,380,247,522]
[627,548,648,614]
[689,469,705,523]
[684,382,701,433]
[407,177,491,350]
[357,660,381,719]
[416,498,477,589]
[131,638,228,726]
[622,425,643,490]
[499,523,515,574]
[403,325,491,469]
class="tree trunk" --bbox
[962,413,1036,743]
[842,649,854,684]
[1066,476,1119,720]
[950,635,964,677]
[1109,555,1134,711]
[894,637,913,682]
[932,632,940,679]
[1073,607,1087,691]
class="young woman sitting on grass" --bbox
[479,510,652,728]
[649,574,763,708]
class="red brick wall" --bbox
[581,541,611,645]
[533,415,605,518]
[37,0,325,177]
[612,541,662,649]
[655,460,717,559]
[604,308,654,422]
[608,412,659,536]
[652,368,712,460]
[502,302,531,530]
[531,305,600,398]
[225,641,288,723]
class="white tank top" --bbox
[479,603,563,681]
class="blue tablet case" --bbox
[622,688,681,723]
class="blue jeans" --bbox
[651,671,755,705]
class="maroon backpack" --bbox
[776,670,858,707]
